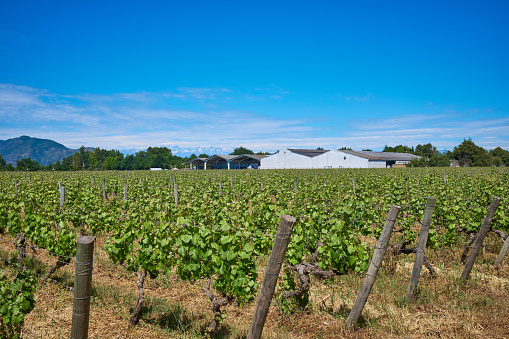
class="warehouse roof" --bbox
[183,157,207,165]
[341,150,420,161]
[230,154,268,162]
[205,155,237,163]
[288,149,330,158]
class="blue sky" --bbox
[1,1,508,154]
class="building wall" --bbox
[261,149,313,169]
[261,149,384,169]
[312,150,370,168]
[368,160,387,168]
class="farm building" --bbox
[203,154,268,169]
[183,157,208,169]
[260,148,420,169]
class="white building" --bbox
[260,149,420,169]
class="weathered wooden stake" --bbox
[461,196,501,280]
[352,178,356,193]
[494,235,509,266]
[261,181,264,191]
[219,182,222,196]
[60,186,65,208]
[91,175,94,185]
[174,183,179,207]
[406,197,436,302]
[15,180,18,197]
[123,185,128,201]
[346,205,401,331]
[71,236,95,339]
[247,215,296,339]
[102,179,106,201]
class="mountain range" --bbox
[0,136,93,166]
[0,136,234,166]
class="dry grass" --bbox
[1,232,509,338]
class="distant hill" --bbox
[0,136,93,166]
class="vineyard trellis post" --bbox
[71,236,95,339]
[15,179,18,196]
[346,205,401,331]
[174,183,178,207]
[123,184,128,201]
[494,234,509,266]
[247,215,296,339]
[406,196,436,302]
[460,196,501,280]
[60,186,65,209]
[102,179,106,201]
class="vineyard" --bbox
[0,167,508,338]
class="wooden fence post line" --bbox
[71,236,95,339]
[247,215,296,339]
[346,205,401,331]
[60,186,65,209]
[494,235,509,266]
[123,185,128,201]
[461,196,501,280]
[102,179,106,201]
[406,197,436,302]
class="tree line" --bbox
[382,139,509,167]
[0,146,271,171]
[0,140,507,171]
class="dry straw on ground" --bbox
[1,232,508,338]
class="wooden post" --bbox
[60,186,65,208]
[494,235,509,266]
[71,236,95,339]
[91,175,94,185]
[15,180,18,197]
[102,179,106,201]
[58,180,61,189]
[294,179,297,193]
[247,215,296,339]
[123,185,128,201]
[219,182,222,196]
[174,183,178,207]
[406,197,436,302]
[444,173,447,185]
[461,196,501,280]
[346,205,401,331]
[261,181,264,191]
[352,178,356,193]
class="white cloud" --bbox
[0,83,507,152]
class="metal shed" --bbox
[229,154,268,169]
[204,155,236,170]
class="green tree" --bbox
[339,147,352,150]
[0,154,6,168]
[452,138,490,167]
[16,158,41,171]
[230,147,254,155]
[383,145,414,153]
[198,153,210,158]
[490,147,509,166]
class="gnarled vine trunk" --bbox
[130,269,147,326]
